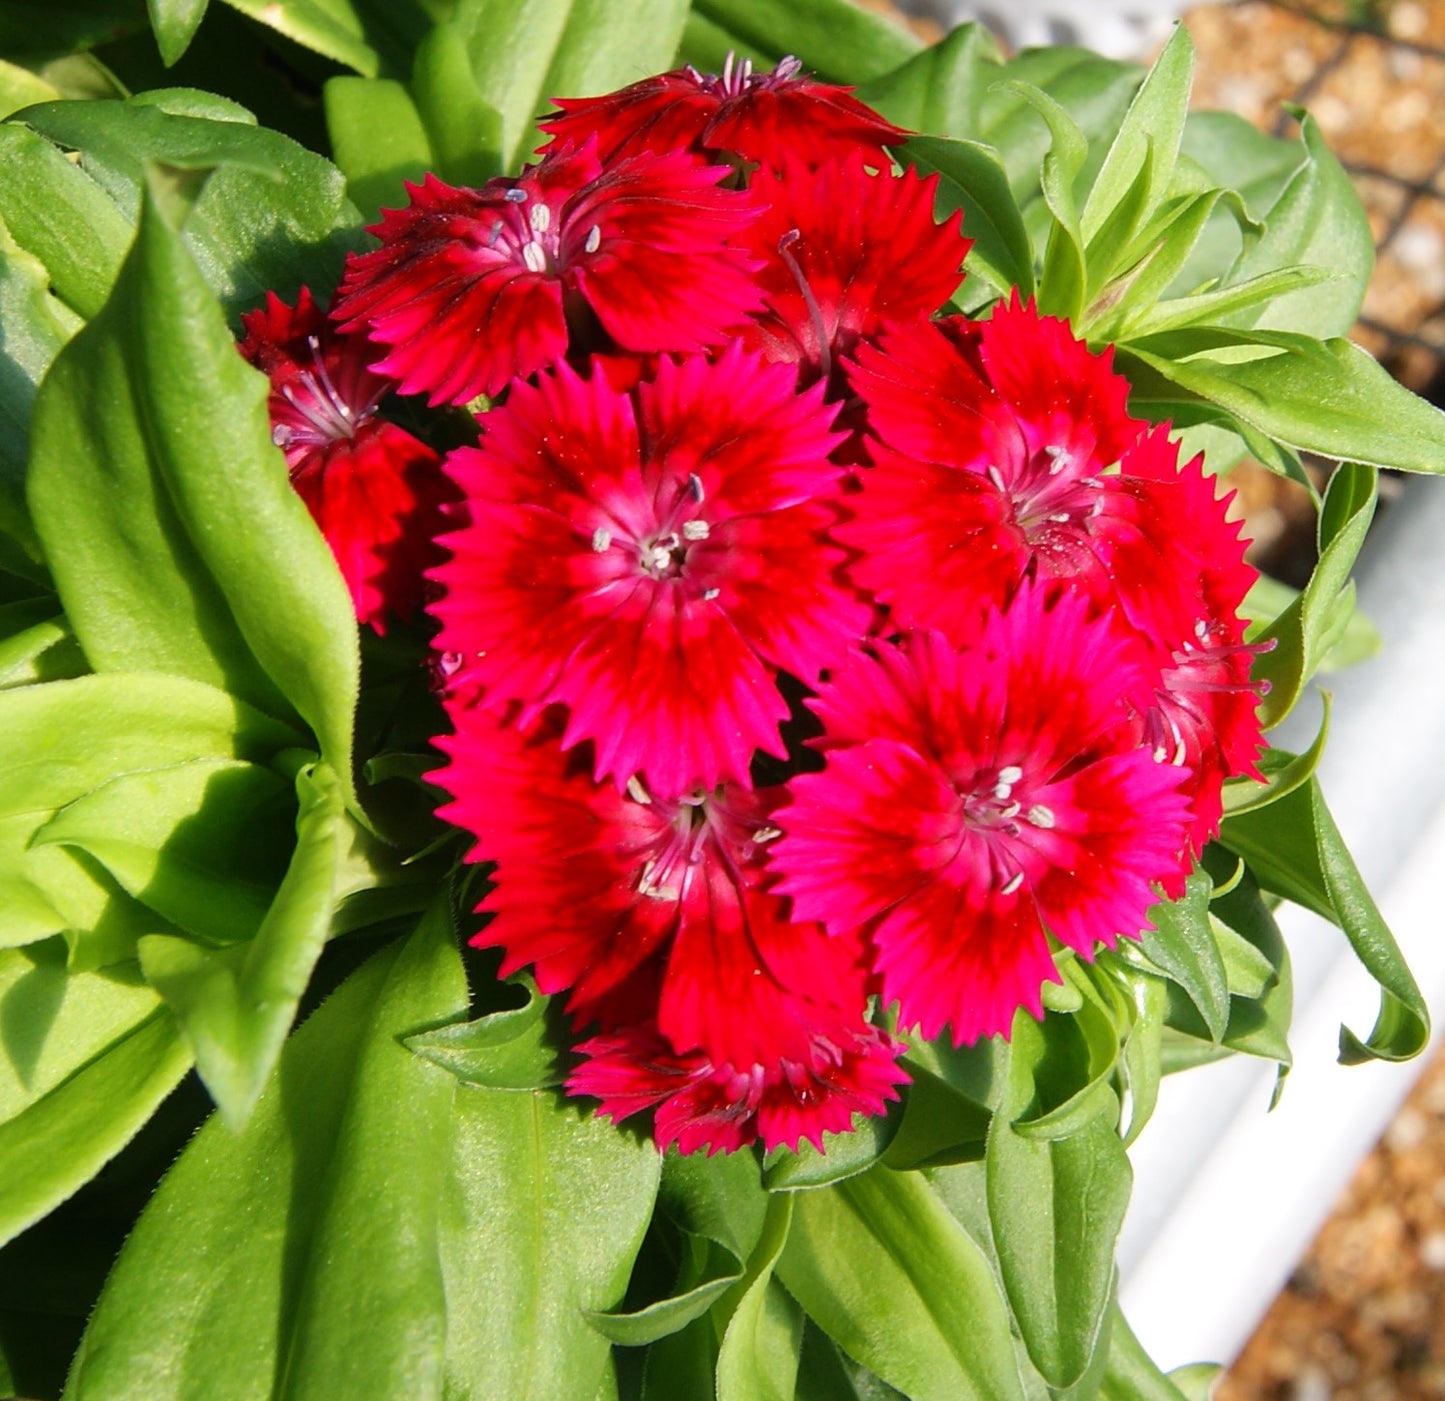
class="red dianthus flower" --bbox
[769,589,1195,1044]
[237,287,451,631]
[332,144,764,406]
[539,54,907,170]
[430,349,868,792]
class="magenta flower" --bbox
[842,296,1148,633]
[539,54,907,170]
[430,348,868,792]
[738,151,969,388]
[432,704,905,1153]
[769,589,1194,1044]
[569,1016,907,1156]
[331,144,764,406]
[237,287,452,631]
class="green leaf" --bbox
[1116,967,1167,1146]
[1011,992,1122,1140]
[762,1103,902,1192]
[66,904,468,1401]
[1223,108,1372,337]
[405,972,566,1089]
[1140,870,1228,1043]
[0,1004,191,1248]
[689,0,922,84]
[0,219,79,549]
[855,23,1002,139]
[138,762,347,1125]
[987,1018,1131,1389]
[777,1166,1025,1401]
[1081,23,1192,247]
[658,1144,769,1268]
[36,758,295,945]
[1221,694,1330,817]
[323,76,433,223]
[1098,1303,1189,1401]
[1120,329,1445,476]
[1221,777,1428,1063]
[1125,264,1338,339]
[10,92,361,316]
[0,943,163,1126]
[0,610,85,690]
[1255,463,1376,727]
[0,58,61,118]
[218,0,380,76]
[27,179,361,804]
[716,1195,800,1401]
[439,1088,660,1400]
[882,1058,994,1170]
[1003,80,1087,321]
[411,21,503,187]
[0,122,134,320]
[904,135,1034,303]
[148,0,211,65]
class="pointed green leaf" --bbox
[855,23,1002,139]
[1099,1304,1189,1401]
[1117,967,1167,1146]
[218,0,380,76]
[1255,463,1376,726]
[66,906,468,1401]
[148,0,211,65]
[1140,871,1228,1042]
[1120,329,1445,475]
[28,182,361,802]
[904,135,1034,303]
[1222,777,1427,1063]
[405,973,566,1089]
[717,1196,801,1401]
[0,1005,191,1248]
[1222,694,1330,817]
[1082,22,1192,245]
[1003,81,1087,321]
[987,1018,1130,1389]
[761,1101,903,1192]
[139,762,346,1125]
[778,1166,1025,1401]
[36,758,295,945]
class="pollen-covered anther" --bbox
[637,859,680,902]
[584,224,602,254]
[682,519,710,541]
[750,825,783,844]
[688,473,705,502]
[1045,444,1070,474]
[1026,804,1056,829]
[529,202,551,233]
[1000,871,1024,896]
[591,526,613,552]
[522,242,548,274]
[626,775,652,805]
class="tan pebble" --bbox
[1388,1107,1429,1154]
[1391,1,1430,40]
[1421,1230,1445,1269]
[1294,1365,1333,1401]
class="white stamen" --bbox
[998,765,1023,784]
[1195,618,1210,641]
[1049,512,1072,523]
[1001,871,1024,896]
[1152,745,1168,763]
[1044,444,1070,474]
[272,424,292,447]
[702,587,720,601]
[751,825,782,844]
[1000,801,1021,819]
[522,241,548,273]
[1081,476,1106,489]
[722,50,735,89]
[529,202,551,233]
[682,519,709,541]
[626,776,652,804]
[1027,804,1056,829]
[688,473,705,502]
[584,224,601,254]
[987,465,1007,492]
[503,187,527,203]
[591,527,612,553]
[487,220,503,248]
[992,782,1013,800]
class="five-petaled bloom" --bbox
[246,54,1269,1153]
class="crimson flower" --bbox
[769,589,1194,1044]
[430,349,868,793]
[237,288,451,631]
[842,296,1148,632]
[332,144,763,406]
[432,704,905,1153]
[738,151,969,388]
[539,54,907,170]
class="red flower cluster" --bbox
[240,58,1266,1154]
